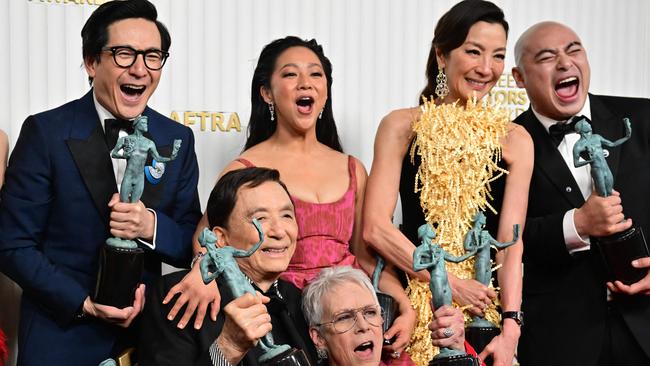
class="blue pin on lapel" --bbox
[145,159,166,185]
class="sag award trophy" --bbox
[406,96,511,366]
[413,224,479,366]
[94,116,181,308]
[371,255,398,344]
[573,118,649,284]
[463,211,519,355]
[198,221,311,366]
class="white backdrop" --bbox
[0,0,649,364]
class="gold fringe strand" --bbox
[405,97,509,366]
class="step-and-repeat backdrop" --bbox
[0,1,649,364]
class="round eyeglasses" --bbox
[101,46,169,70]
[316,305,384,334]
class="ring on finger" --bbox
[392,351,401,359]
[443,327,454,338]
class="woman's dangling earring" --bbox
[319,109,324,120]
[316,348,328,359]
[268,103,275,121]
[435,67,449,99]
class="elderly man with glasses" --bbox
[0,1,201,365]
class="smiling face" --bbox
[313,283,383,366]
[261,46,328,135]
[84,18,163,120]
[437,21,506,104]
[216,181,297,287]
[513,22,591,120]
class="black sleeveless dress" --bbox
[399,140,507,284]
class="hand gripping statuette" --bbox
[199,220,311,366]
[94,115,182,308]
[573,118,649,284]
[462,211,519,354]
[413,224,480,366]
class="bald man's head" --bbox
[512,21,590,120]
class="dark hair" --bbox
[244,36,343,152]
[420,0,508,103]
[206,167,292,229]
[81,0,171,84]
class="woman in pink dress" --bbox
[164,36,416,362]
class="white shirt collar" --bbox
[93,92,115,130]
[92,91,138,128]
[532,95,592,133]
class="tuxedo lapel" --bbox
[589,94,623,181]
[520,109,585,207]
[138,110,167,208]
[66,92,117,224]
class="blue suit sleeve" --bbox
[0,116,87,325]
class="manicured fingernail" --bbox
[632,260,639,266]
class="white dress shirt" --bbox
[532,97,593,254]
[93,93,157,250]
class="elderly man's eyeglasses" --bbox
[101,46,169,70]
[316,305,384,334]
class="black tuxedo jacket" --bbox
[514,94,650,366]
[138,270,318,366]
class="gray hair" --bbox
[302,266,378,327]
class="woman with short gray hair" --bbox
[303,266,385,366]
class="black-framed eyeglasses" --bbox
[101,46,169,70]
[316,305,384,334]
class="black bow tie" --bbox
[104,118,134,149]
[548,115,589,147]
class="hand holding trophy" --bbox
[94,115,182,308]
[572,118,649,285]
[199,222,311,366]
[462,211,519,355]
[413,224,480,366]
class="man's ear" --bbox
[84,57,97,80]
[512,67,525,88]
[260,85,273,105]
[212,227,228,248]
[309,326,327,350]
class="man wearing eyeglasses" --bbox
[0,1,201,365]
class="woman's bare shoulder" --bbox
[381,107,420,126]
[377,107,420,141]
[502,122,533,165]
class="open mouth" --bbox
[554,77,579,101]
[120,84,146,101]
[296,96,314,114]
[354,340,375,358]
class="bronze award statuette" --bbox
[573,118,650,285]
[94,116,182,308]
[413,224,480,366]
[199,223,311,366]
[371,254,399,345]
[462,211,519,361]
